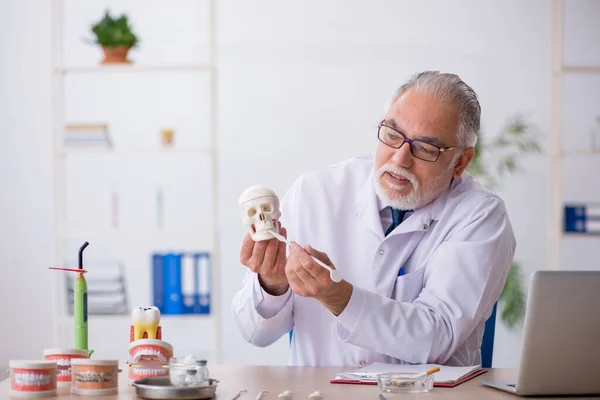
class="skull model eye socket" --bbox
[247,207,257,217]
[261,204,273,213]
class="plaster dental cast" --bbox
[232,70,516,367]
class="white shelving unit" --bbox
[50,0,221,362]
[548,0,600,270]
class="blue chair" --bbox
[288,301,498,368]
[481,302,497,368]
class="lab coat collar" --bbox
[356,170,459,239]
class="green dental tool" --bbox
[74,241,89,352]
[49,241,93,357]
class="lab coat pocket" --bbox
[392,268,425,302]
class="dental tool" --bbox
[50,241,93,356]
[269,230,343,283]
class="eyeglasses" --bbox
[377,120,463,162]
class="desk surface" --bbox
[1,365,597,399]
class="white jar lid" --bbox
[71,359,118,366]
[43,348,89,357]
[10,360,57,370]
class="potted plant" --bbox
[88,10,139,64]
[467,113,542,330]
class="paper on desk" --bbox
[335,362,483,384]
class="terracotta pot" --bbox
[101,46,132,64]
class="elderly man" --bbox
[232,71,516,367]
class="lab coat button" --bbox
[378,249,385,255]
[359,360,366,366]
[423,224,429,230]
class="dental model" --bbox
[9,360,57,397]
[278,389,293,399]
[308,391,324,399]
[128,306,173,384]
[131,306,162,340]
[70,359,119,396]
[43,348,88,386]
[239,185,281,241]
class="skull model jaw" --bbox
[239,185,281,242]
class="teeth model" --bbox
[132,306,161,340]
[129,343,172,363]
[43,348,89,385]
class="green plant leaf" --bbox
[499,262,526,329]
[470,113,542,330]
[87,9,139,48]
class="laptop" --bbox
[481,270,600,396]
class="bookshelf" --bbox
[50,0,221,362]
[549,0,600,270]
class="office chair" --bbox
[288,301,498,368]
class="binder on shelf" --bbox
[195,253,211,315]
[151,251,211,315]
[152,254,164,310]
[564,203,600,234]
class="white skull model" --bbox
[238,185,281,241]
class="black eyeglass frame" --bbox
[377,120,464,162]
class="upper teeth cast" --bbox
[54,359,72,367]
[132,306,160,341]
[14,373,51,386]
[133,348,168,363]
[133,367,167,376]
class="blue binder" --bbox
[162,253,184,315]
[564,204,600,234]
[151,251,211,315]
[152,254,164,310]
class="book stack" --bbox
[63,123,112,148]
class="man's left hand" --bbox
[285,242,353,316]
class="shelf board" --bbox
[560,150,600,157]
[563,65,600,74]
[58,231,213,242]
[54,64,214,75]
[57,147,214,158]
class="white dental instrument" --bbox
[231,389,247,400]
[269,230,343,283]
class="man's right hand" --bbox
[240,226,289,296]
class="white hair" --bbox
[390,71,481,147]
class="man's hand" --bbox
[285,242,353,315]
[240,226,289,296]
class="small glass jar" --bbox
[377,372,434,394]
[196,360,209,385]
[169,356,200,387]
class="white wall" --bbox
[0,0,54,366]
[0,0,568,370]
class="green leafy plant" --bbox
[89,10,139,49]
[467,113,542,330]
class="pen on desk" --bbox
[379,394,387,400]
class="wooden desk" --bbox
[1,365,597,399]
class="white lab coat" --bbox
[232,156,516,367]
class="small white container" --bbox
[9,360,57,398]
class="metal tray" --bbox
[133,376,219,399]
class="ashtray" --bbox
[133,376,219,399]
[377,372,434,394]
